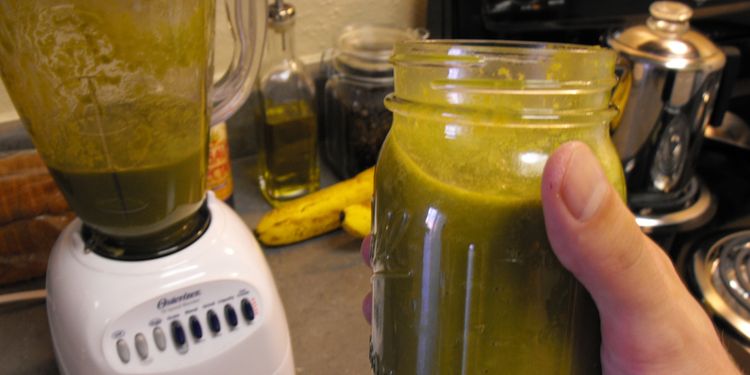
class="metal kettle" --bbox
[607,1,726,230]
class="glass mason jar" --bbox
[370,41,626,374]
[322,25,427,179]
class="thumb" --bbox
[541,142,734,373]
[541,141,672,317]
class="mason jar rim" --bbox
[387,40,619,126]
[389,39,618,99]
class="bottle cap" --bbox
[268,0,295,25]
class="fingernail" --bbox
[361,235,372,268]
[560,145,609,221]
[363,291,373,325]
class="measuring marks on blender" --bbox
[102,280,263,371]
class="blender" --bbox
[0,1,294,374]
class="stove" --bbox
[687,230,750,337]
[676,227,750,369]
[634,177,717,239]
[671,100,750,369]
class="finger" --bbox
[541,141,677,317]
[361,234,372,269]
[541,142,735,373]
[361,235,373,325]
[362,291,372,325]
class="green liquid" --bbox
[258,100,319,205]
[30,95,207,246]
[49,149,204,239]
[0,1,213,251]
[371,131,601,374]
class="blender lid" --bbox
[607,1,725,71]
[691,230,750,343]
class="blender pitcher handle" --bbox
[211,0,267,125]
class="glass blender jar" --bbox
[0,0,262,259]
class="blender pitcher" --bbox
[0,0,266,259]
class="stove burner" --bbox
[635,178,716,233]
[631,176,702,214]
[717,239,750,312]
[692,230,750,343]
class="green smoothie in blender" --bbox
[0,0,214,256]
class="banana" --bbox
[255,167,374,246]
[341,203,372,238]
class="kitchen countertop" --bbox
[0,156,373,375]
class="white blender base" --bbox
[46,194,295,375]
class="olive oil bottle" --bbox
[258,0,319,206]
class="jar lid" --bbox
[607,1,725,71]
[334,24,428,75]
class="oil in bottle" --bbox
[257,100,319,204]
[257,0,319,206]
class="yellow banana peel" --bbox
[255,167,374,246]
[341,203,372,239]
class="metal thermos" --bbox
[607,1,726,230]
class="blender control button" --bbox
[153,327,167,351]
[171,321,187,348]
[224,305,238,328]
[189,316,203,339]
[207,310,221,333]
[241,298,255,322]
[134,333,148,359]
[116,339,130,363]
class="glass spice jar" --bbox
[322,24,427,179]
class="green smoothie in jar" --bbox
[370,41,625,374]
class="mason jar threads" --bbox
[322,24,427,179]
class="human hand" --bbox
[540,141,739,374]
[361,141,740,374]
[360,234,373,324]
